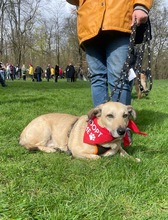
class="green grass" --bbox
[0,79,168,220]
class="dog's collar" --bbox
[83,118,148,147]
[67,118,79,138]
[67,118,79,154]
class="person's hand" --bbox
[132,10,148,26]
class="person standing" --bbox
[54,64,59,83]
[28,64,34,81]
[59,67,64,78]
[0,64,7,87]
[10,64,15,80]
[65,63,76,82]
[35,65,43,82]
[15,65,21,79]
[22,64,27,80]
[51,66,55,79]
[6,63,11,80]
[46,64,51,82]
[66,0,153,107]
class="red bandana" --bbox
[83,118,148,147]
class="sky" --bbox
[45,0,75,13]
[64,1,77,15]
[163,0,168,6]
[39,0,74,20]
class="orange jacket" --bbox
[68,0,153,44]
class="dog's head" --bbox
[87,102,136,138]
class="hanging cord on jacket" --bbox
[109,19,152,102]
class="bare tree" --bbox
[63,13,80,63]
[0,0,8,61]
[150,1,168,79]
[43,0,67,66]
[5,0,42,65]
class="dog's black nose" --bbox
[117,127,126,136]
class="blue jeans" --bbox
[84,31,132,107]
[0,70,5,80]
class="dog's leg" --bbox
[102,148,119,157]
[69,142,101,160]
[36,146,58,153]
[135,79,141,99]
[102,149,116,157]
[119,147,141,162]
[72,153,100,160]
[25,145,58,153]
[83,154,100,160]
[138,89,142,99]
[70,147,101,159]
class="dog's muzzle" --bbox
[117,127,126,136]
[142,89,149,96]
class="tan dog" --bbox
[19,102,139,161]
[135,73,148,99]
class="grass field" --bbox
[0,79,168,220]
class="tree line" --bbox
[0,0,167,79]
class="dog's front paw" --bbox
[135,158,141,162]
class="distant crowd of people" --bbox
[0,61,87,87]
[25,63,64,82]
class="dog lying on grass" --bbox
[19,102,146,161]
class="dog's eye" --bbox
[107,114,114,118]
[123,114,128,118]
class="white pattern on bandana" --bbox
[85,119,103,140]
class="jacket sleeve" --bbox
[133,0,153,10]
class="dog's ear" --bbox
[127,105,136,119]
[87,105,102,119]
